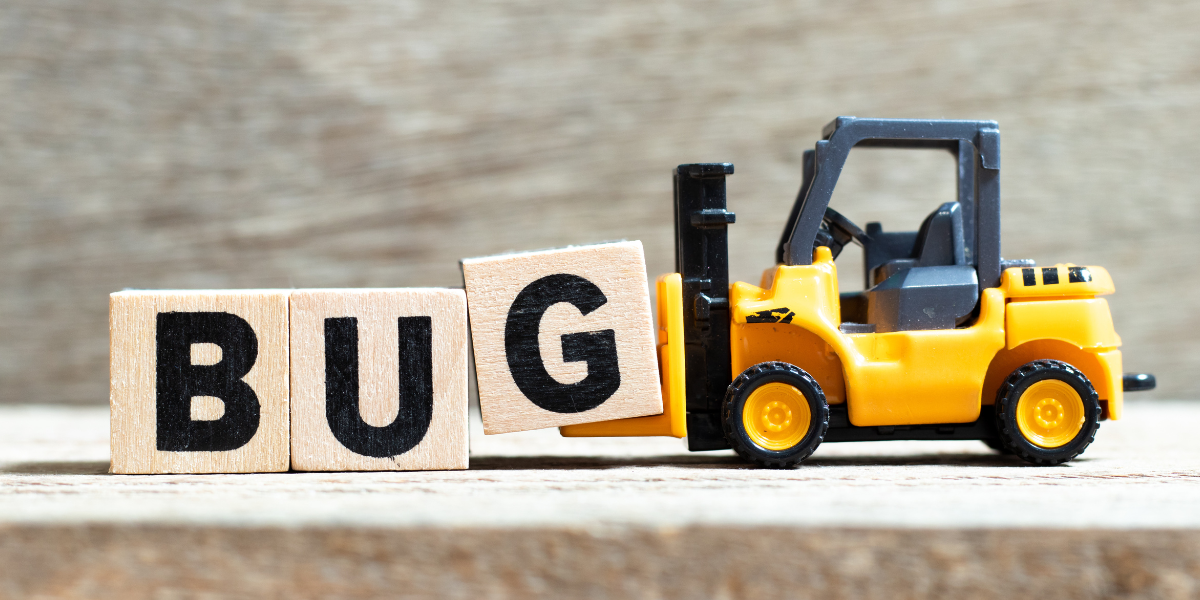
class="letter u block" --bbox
[109,290,290,474]
[462,241,663,434]
[289,289,468,471]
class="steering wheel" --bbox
[814,207,869,260]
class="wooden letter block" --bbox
[109,290,290,474]
[462,241,663,434]
[289,289,468,471]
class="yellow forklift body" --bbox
[1000,264,1114,299]
[731,247,1006,428]
[1095,349,1124,419]
[997,264,1123,419]
[562,255,1126,438]
[1006,298,1119,351]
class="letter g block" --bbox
[462,241,663,434]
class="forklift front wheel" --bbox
[722,362,829,468]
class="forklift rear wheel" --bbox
[722,362,829,468]
[994,360,1100,465]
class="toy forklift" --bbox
[563,117,1155,467]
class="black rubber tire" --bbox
[722,362,829,468]
[994,360,1100,466]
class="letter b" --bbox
[156,311,261,451]
[109,290,290,474]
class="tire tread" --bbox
[722,361,830,469]
[994,359,1100,466]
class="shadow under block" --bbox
[462,241,663,435]
[289,289,469,471]
[109,290,290,474]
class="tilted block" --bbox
[289,289,469,471]
[462,241,663,434]
[109,290,290,474]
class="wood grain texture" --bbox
[289,289,468,471]
[109,290,290,474]
[463,242,662,434]
[3,525,1200,600]
[2,400,1200,597]
[1,1,1198,406]
[4,401,1200,528]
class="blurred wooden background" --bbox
[0,0,1196,404]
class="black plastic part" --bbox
[913,202,967,267]
[858,201,980,333]
[864,223,918,289]
[865,265,979,332]
[838,292,868,324]
[722,362,829,468]
[777,117,1002,293]
[824,403,997,442]
[994,360,1101,466]
[816,207,869,260]
[777,150,816,265]
[1000,258,1036,271]
[675,163,736,451]
[1123,373,1156,392]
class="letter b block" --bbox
[462,241,663,434]
[289,289,468,471]
[109,290,290,474]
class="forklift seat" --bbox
[914,201,968,267]
[864,202,979,333]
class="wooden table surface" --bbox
[1,400,1197,599]
[2,401,1198,528]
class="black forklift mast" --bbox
[674,163,736,450]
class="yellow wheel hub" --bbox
[1015,380,1085,448]
[743,382,811,451]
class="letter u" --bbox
[324,316,434,457]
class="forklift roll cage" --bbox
[776,116,1003,292]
